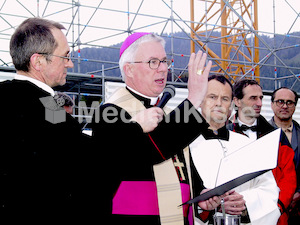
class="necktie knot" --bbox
[240,124,257,132]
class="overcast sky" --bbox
[0,0,299,64]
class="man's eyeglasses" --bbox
[273,99,296,108]
[38,53,71,62]
[130,58,172,70]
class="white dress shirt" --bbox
[14,74,55,96]
[237,118,258,142]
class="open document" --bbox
[182,128,281,205]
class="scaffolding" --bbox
[190,0,300,89]
[0,0,299,101]
[190,0,260,82]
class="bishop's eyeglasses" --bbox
[273,99,296,108]
[130,58,172,70]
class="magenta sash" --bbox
[112,181,190,216]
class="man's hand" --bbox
[130,107,164,133]
[222,190,246,215]
[187,51,212,109]
[198,189,221,211]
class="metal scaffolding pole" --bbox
[0,0,299,94]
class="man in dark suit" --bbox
[227,79,296,225]
[0,17,89,224]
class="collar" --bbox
[126,86,162,106]
[283,123,293,133]
[272,117,293,132]
[237,118,257,127]
[235,115,275,138]
[202,125,229,141]
[269,117,278,128]
[15,74,55,96]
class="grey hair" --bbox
[119,33,166,81]
[10,17,65,72]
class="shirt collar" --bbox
[14,74,55,96]
[127,86,162,106]
[283,123,293,133]
[202,125,229,141]
[237,118,257,127]
[272,117,293,132]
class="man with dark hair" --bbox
[190,75,280,225]
[230,79,270,138]
[271,87,298,106]
[269,87,300,225]
[208,74,233,94]
[0,17,89,224]
[232,79,260,102]
[228,79,297,225]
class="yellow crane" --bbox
[190,0,259,82]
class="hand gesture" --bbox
[130,107,164,133]
[187,51,212,109]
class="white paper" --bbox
[216,129,281,186]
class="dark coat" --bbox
[91,88,208,225]
[227,115,275,138]
[0,80,92,224]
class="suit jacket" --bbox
[0,80,92,224]
[228,115,275,138]
[91,87,208,225]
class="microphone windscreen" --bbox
[164,85,176,97]
[156,85,176,108]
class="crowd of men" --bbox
[0,17,299,225]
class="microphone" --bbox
[156,85,176,108]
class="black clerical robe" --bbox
[0,79,91,224]
[92,87,208,225]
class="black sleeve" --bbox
[148,99,209,159]
[90,103,145,199]
[92,103,143,142]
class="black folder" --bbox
[181,169,269,206]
